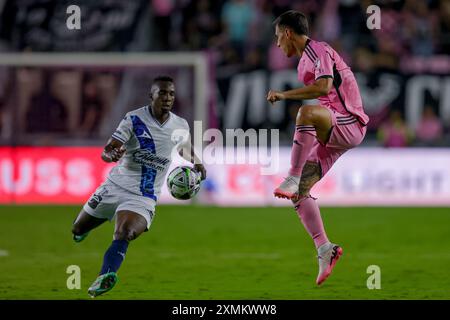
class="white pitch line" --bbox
[0,249,9,257]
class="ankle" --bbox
[317,241,332,254]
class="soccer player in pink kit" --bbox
[267,10,369,285]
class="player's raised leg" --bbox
[88,210,147,298]
[274,105,333,199]
[291,161,343,285]
[72,210,107,243]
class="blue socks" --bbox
[100,240,129,275]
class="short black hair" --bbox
[273,10,309,36]
[153,75,174,83]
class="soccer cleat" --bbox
[87,272,118,298]
[316,244,343,285]
[274,176,300,199]
[73,232,89,243]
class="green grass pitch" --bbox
[0,205,449,300]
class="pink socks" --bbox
[290,125,328,249]
[288,125,316,177]
[293,196,329,249]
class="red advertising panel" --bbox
[0,147,114,204]
[2,147,450,206]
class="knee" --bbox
[114,228,138,242]
[296,105,316,125]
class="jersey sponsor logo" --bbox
[132,150,170,171]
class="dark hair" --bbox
[273,10,309,36]
[153,75,174,83]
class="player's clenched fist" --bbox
[102,145,126,162]
[266,90,285,104]
[111,146,126,162]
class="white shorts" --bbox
[83,179,156,230]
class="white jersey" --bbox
[107,106,190,201]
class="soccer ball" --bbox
[167,166,201,200]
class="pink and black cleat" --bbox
[316,244,343,285]
[273,176,300,200]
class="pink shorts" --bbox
[307,110,366,177]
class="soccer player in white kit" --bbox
[71,76,206,298]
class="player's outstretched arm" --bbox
[267,77,333,103]
[101,138,125,163]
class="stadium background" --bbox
[0,0,449,299]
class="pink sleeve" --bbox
[313,44,334,80]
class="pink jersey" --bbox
[297,39,369,125]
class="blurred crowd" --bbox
[377,107,445,147]
[0,68,120,144]
[0,0,449,147]
[1,0,448,67]
[148,0,450,74]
